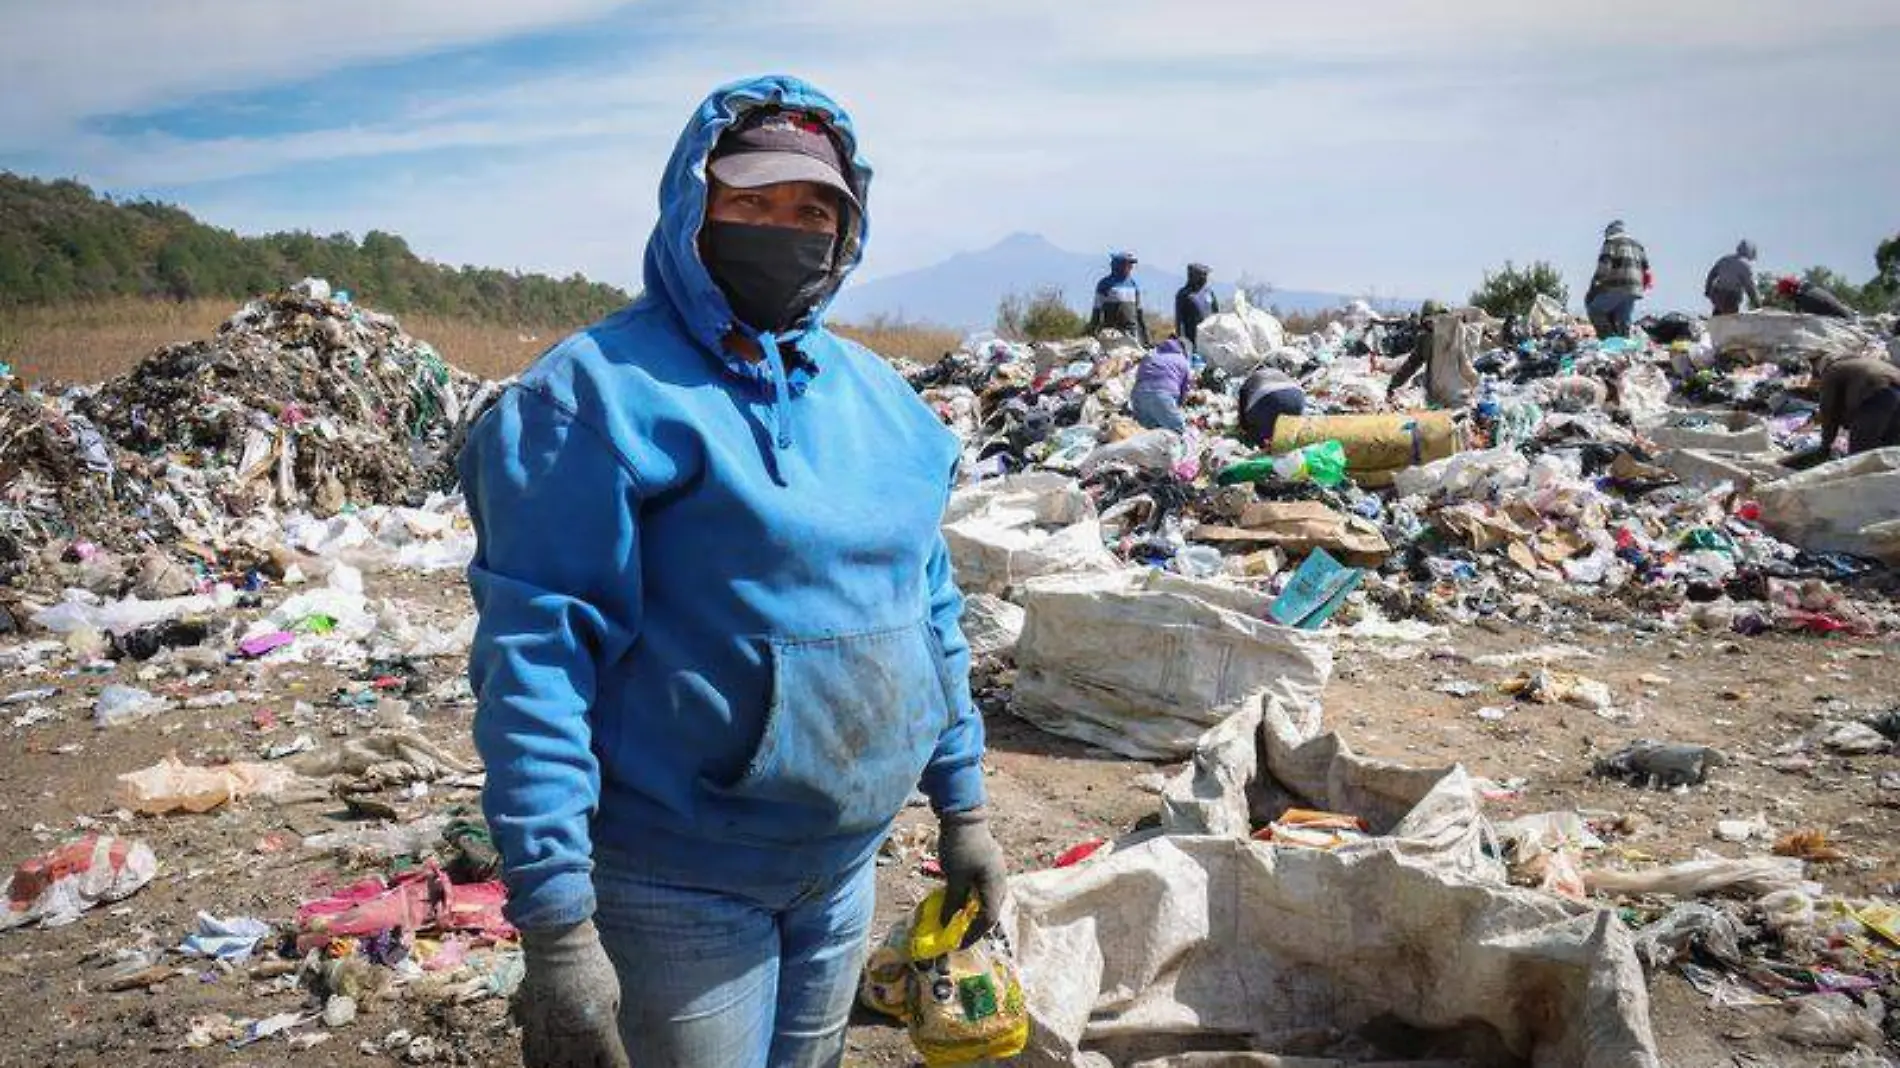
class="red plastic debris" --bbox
[1053,839,1108,868]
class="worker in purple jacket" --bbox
[1130,337,1192,432]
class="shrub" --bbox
[1469,261,1568,319]
[996,286,1085,341]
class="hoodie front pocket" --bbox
[703,622,951,842]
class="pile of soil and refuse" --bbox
[905,302,1899,647]
[0,279,490,594]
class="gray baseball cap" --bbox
[708,109,858,207]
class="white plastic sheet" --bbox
[1007,836,1660,1067]
[1193,291,1286,375]
[1077,429,1181,478]
[1754,447,1900,565]
[1010,571,1331,759]
[1643,410,1774,454]
[1390,447,1530,501]
[1616,365,1673,426]
[32,588,233,636]
[1158,693,1498,881]
[942,473,1120,596]
[1707,311,1875,367]
[961,593,1026,658]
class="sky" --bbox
[3,0,1897,314]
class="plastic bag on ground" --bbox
[961,594,1026,658]
[1010,570,1332,759]
[1527,293,1567,333]
[1643,410,1774,453]
[1779,992,1886,1049]
[1584,856,1812,898]
[1708,310,1876,366]
[178,912,274,960]
[1006,835,1659,1067]
[942,474,1120,596]
[1391,446,1531,500]
[32,590,228,636]
[295,863,511,951]
[1193,291,1285,375]
[117,755,325,814]
[1076,429,1181,478]
[289,729,478,787]
[2,835,158,930]
[859,889,1030,1066]
[94,684,172,727]
[1616,364,1672,425]
[1753,447,1900,565]
[251,587,378,643]
[1158,690,1499,881]
[1269,439,1347,487]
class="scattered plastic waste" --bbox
[2,835,158,930]
[177,912,273,960]
[93,684,172,727]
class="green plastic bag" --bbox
[1276,440,1348,488]
[1217,439,1349,488]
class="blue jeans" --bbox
[1130,389,1186,432]
[1587,290,1638,339]
[592,852,877,1068]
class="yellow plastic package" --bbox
[859,889,1028,1066]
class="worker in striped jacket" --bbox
[1585,220,1650,339]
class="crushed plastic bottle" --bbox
[93,684,172,727]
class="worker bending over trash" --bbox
[460,75,1006,1068]
[1237,365,1306,446]
[1789,356,1900,466]
[1704,240,1760,316]
[1130,337,1192,432]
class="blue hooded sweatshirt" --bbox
[458,75,984,931]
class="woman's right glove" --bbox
[516,920,630,1068]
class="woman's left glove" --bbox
[937,807,1009,942]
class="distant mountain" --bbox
[829,231,1414,329]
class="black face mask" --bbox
[701,221,836,333]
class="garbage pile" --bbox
[0,279,490,593]
[903,305,1900,648]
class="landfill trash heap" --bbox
[0,280,493,600]
[902,302,1900,639]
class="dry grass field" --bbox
[0,298,961,385]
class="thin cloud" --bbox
[3,1,1896,309]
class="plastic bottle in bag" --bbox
[1272,440,1349,488]
[94,685,171,727]
[859,890,1028,1067]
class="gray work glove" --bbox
[515,920,629,1068]
[937,808,1010,945]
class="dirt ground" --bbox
[0,566,1894,1068]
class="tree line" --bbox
[0,173,631,325]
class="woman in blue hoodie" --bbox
[459,76,1006,1068]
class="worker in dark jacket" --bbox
[1705,241,1760,316]
[1174,263,1218,347]
[1238,365,1305,446]
[1086,251,1149,345]
[1585,220,1650,338]
[1777,276,1856,319]
[1819,357,1900,456]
